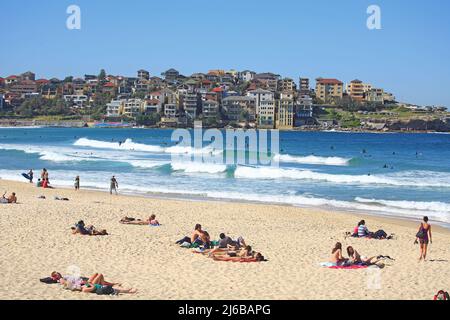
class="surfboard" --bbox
[22,173,31,180]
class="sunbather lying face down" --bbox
[120,215,160,226]
[71,221,108,236]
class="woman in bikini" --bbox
[346,246,381,266]
[415,216,432,262]
[120,214,160,226]
[330,242,348,266]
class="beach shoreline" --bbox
[1,179,450,300]
[4,178,450,232]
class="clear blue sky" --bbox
[1,0,449,106]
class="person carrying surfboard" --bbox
[28,169,33,183]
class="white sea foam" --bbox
[355,197,450,214]
[234,166,450,188]
[74,138,164,153]
[171,162,227,174]
[274,154,351,166]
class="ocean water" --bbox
[1,127,450,225]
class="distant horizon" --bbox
[1,0,449,107]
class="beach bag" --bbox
[434,290,450,300]
[374,230,387,239]
[416,228,425,239]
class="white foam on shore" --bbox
[355,197,450,214]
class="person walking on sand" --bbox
[74,176,80,191]
[110,176,118,195]
[415,216,432,262]
[28,169,34,183]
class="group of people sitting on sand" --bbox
[0,191,17,204]
[40,272,136,296]
[71,220,108,236]
[347,220,394,240]
[36,168,53,188]
[329,242,394,267]
[176,224,265,262]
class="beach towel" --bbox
[320,262,369,269]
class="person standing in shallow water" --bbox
[74,176,80,191]
[415,216,432,262]
[110,176,118,195]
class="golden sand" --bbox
[1,179,449,300]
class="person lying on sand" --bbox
[71,220,108,236]
[1,192,17,204]
[329,242,348,266]
[346,246,382,266]
[211,246,265,262]
[62,273,136,295]
[120,214,160,226]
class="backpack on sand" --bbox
[434,290,450,300]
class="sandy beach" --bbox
[1,179,449,300]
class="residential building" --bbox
[222,96,256,122]
[182,92,200,120]
[102,82,117,95]
[106,100,124,117]
[277,99,295,129]
[239,70,256,82]
[137,69,150,81]
[202,100,219,120]
[315,78,343,102]
[257,100,276,129]
[123,99,145,118]
[347,79,365,102]
[365,88,384,104]
[279,78,296,92]
[9,80,38,96]
[299,77,310,95]
[383,92,396,103]
[64,95,89,108]
[280,91,295,100]
[144,99,161,114]
[163,103,178,118]
[5,75,18,86]
[295,95,314,126]
[134,80,149,92]
[246,88,274,113]
[20,71,36,81]
[162,68,180,83]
